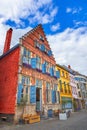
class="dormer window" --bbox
[39,35,44,41]
[45,48,48,54]
[34,40,41,49]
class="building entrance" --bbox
[36,88,42,112]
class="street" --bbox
[0,110,87,130]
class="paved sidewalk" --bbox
[0,110,87,130]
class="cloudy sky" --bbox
[0,0,87,75]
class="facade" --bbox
[0,25,60,121]
[56,64,73,111]
[75,74,87,108]
[63,65,82,111]
[76,80,83,110]
[69,73,78,99]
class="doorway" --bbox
[36,88,42,112]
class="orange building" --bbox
[0,25,60,121]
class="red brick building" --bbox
[0,25,60,121]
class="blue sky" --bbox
[0,0,87,75]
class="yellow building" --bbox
[56,64,73,110]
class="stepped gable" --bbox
[20,24,56,63]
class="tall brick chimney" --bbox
[3,28,13,54]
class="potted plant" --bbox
[18,95,28,124]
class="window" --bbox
[50,65,57,77]
[22,47,31,65]
[22,76,30,103]
[34,40,41,49]
[64,82,67,93]
[66,73,68,78]
[53,66,56,76]
[22,76,30,85]
[36,55,42,70]
[39,35,44,41]
[44,48,48,54]
[46,82,51,103]
[26,86,28,94]
[59,80,63,92]
[62,71,64,77]
[77,83,79,89]
[78,91,81,97]
[21,88,24,98]
[36,79,42,88]
[54,84,58,91]
[64,82,66,87]
[45,61,50,73]
[75,77,80,81]
[67,84,71,93]
[54,84,59,103]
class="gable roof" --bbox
[63,65,74,75]
[0,44,20,60]
[20,24,51,49]
[56,64,69,72]
[20,24,56,63]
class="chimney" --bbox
[3,28,13,54]
[68,65,71,69]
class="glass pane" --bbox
[22,76,25,84]
[28,58,31,64]
[26,86,28,94]
[23,56,28,64]
[28,50,30,57]
[24,48,26,56]
[27,77,30,85]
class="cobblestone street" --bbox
[0,110,87,130]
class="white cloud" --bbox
[72,7,82,14]
[0,0,57,25]
[66,7,82,14]
[50,7,58,17]
[51,23,60,32]
[47,27,87,75]
[29,6,58,24]
[66,8,72,13]
[73,20,87,27]
[0,23,32,54]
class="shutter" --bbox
[48,50,52,56]
[56,71,60,78]
[17,84,23,103]
[30,86,36,103]
[50,68,54,76]
[31,58,36,69]
[52,68,54,76]
[52,90,56,103]
[50,68,52,76]
[41,44,45,51]
[42,64,46,73]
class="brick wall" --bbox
[0,47,20,114]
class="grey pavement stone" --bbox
[0,110,87,130]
